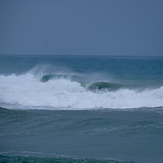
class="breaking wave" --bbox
[0,70,163,110]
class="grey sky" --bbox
[0,0,163,55]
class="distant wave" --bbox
[0,72,163,110]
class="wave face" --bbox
[88,82,123,91]
[0,70,163,110]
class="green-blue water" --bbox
[0,55,163,163]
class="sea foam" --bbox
[0,73,163,110]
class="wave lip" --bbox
[40,73,83,83]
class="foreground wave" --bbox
[0,155,135,163]
[0,72,163,110]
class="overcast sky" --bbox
[0,0,163,55]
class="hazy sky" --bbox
[0,0,163,55]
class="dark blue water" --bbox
[0,55,163,163]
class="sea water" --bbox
[0,55,163,163]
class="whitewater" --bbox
[0,70,163,110]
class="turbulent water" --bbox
[0,55,163,163]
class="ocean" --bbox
[0,54,163,163]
